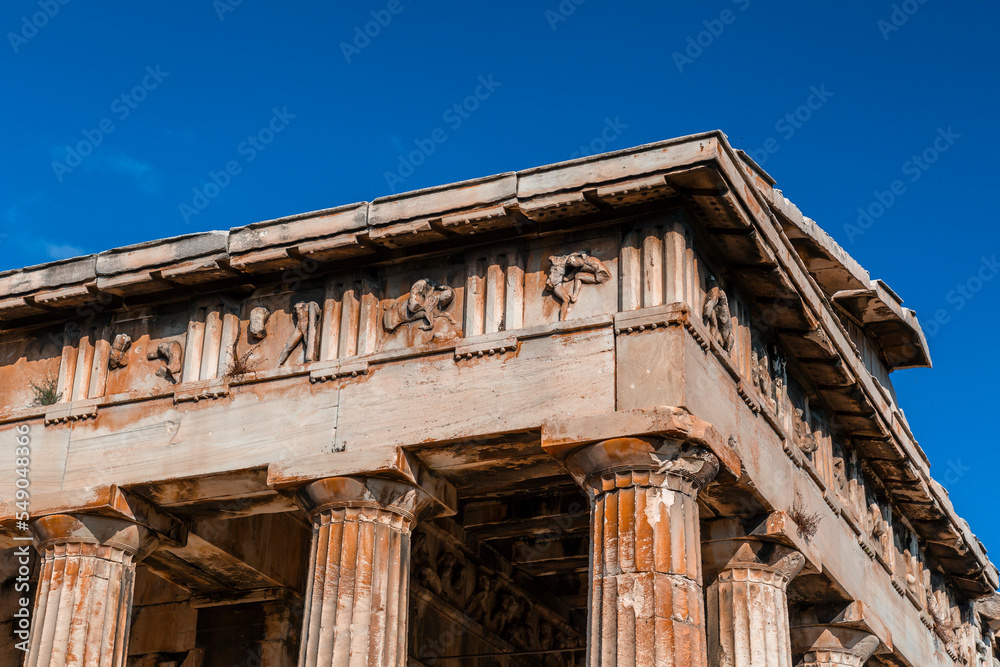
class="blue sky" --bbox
[2,3,997,561]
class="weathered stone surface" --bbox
[0,131,993,666]
[24,514,158,667]
[295,477,438,666]
[552,437,719,665]
[703,528,806,667]
[791,626,880,667]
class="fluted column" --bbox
[703,536,805,667]
[560,436,719,666]
[295,476,436,667]
[791,627,879,666]
[26,513,158,667]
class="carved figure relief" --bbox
[793,408,818,456]
[383,279,458,335]
[435,551,458,603]
[928,577,960,647]
[904,530,924,599]
[464,570,494,626]
[148,341,183,384]
[553,632,575,667]
[865,482,887,546]
[703,278,734,352]
[412,531,441,595]
[751,346,775,411]
[831,439,848,497]
[545,252,611,321]
[507,602,532,648]
[771,346,787,416]
[493,594,520,635]
[248,306,271,340]
[845,449,863,522]
[539,622,554,662]
[278,301,320,366]
[108,333,132,370]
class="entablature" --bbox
[0,131,992,605]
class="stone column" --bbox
[26,513,159,667]
[702,533,805,667]
[295,476,436,667]
[790,627,879,667]
[560,436,720,666]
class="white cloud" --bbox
[43,242,85,260]
[88,150,163,194]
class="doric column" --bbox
[790,626,879,667]
[295,476,437,667]
[702,529,806,667]
[561,436,720,666]
[26,513,159,667]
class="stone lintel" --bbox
[540,405,739,478]
[266,446,458,518]
[792,601,893,653]
[190,586,297,609]
[0,484,185,546]
[703,513,824,577]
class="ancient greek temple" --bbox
[1,131,997,666]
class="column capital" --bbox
[703,513,824,584]
[704,516,808,666]
[6,484,185,557]
[295,475,439,525]
[268,445,458,519]
[31,513,159,561]
[704,538,806,588]
[562,436,720,495]
[541,405,739,485]
[790,626,880,665]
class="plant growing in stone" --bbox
[29,373,61,407]
[789,496,822,540]
[224,347,260,380]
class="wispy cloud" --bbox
[3,191,46,226]
[87,150,163,194]
[43,242,84,260]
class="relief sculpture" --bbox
[248,306,271,340]
[464,570,494,626]
[793,408,818,457]
[831,439,849,501]
[147,341,183,384]
[703,278,734,352]
[383,279,459,335]
[751,346,775,412]
[771,346,787,417]
[108,333,132,370]
[278,301,320,366]
[545,252,611,321]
